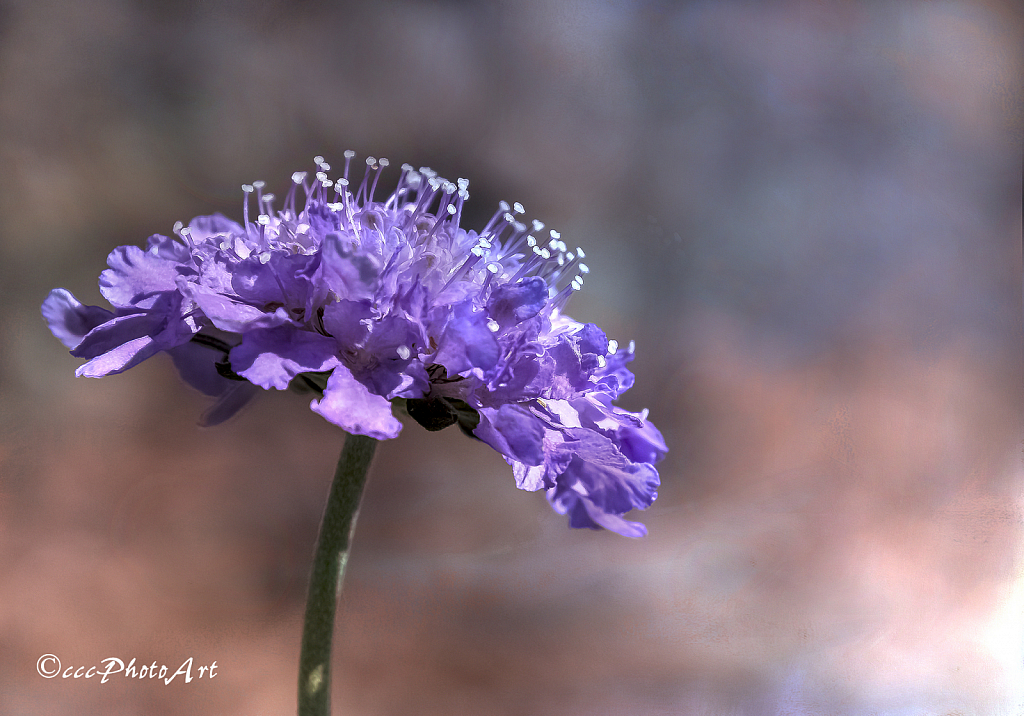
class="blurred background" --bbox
[1,0,1022,713]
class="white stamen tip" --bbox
[578,263,589,274]
[628,340,636,354]
[292,172,307,184]
[498,200,511,212]
[532,220,545,232]
[513,202,525,214]
[526,235,537,247]
[378,158,389,167]
[447,204,457,215]
[549,230,561,239]
[576,247,586,258]
[486,318,500,333]
[486,262,501,274]
[640,408,649,421]
[313,155,325,164]
[344,150,356,159]
[172,220,183,232]
[241,184,254,193]
[337,178,350,187]
[257,214,270,225]
[253,180,265,189]
[396,345,411,360]
[597,355,607,368]
[607,339,619,354]
[262,193,275,203]
[366,156,376,166]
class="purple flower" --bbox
[42,154,666,536]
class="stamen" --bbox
[342,150,356,182]
[241,184,254,230]
[479,201,511,238]
[368,157,389,203]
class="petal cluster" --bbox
[42,155,666,536]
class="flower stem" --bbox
[298,432,377,716]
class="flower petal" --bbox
[41,289,114,349]
[433,301,499,375]
[230,326,339,390]
[485,276,548,329]
[310,364,402,439]
[474,404,546,467]
[99,239,183,309]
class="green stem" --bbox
[298,432,377,716]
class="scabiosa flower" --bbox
[42,154,666,536]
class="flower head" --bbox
[43,154,666,536]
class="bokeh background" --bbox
[1,0,1021,714]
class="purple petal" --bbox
[41,289,114,349]
[186,285,291,333]
[544,429,660,536]
[433,301,500,375]
[562,496,648,538]
[167,341,236,397]
[616,418,668,465]
[320,232,379,301]
[199,381,260,426]
[99,242,183,309]
[187,214,244,243]
[474,404,546,467]
[71,311,165,361]
[230,326,340,390]
[576,323,608,356]
[310,364,402,439]
[486,276,548,329]
[76,335,162,377]
[321,300,373,348]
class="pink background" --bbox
[1,1,1021,713]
